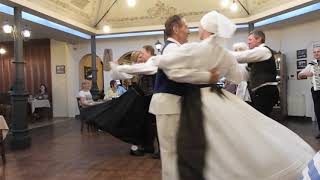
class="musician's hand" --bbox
[298,72,313,79]
[209,68,220,84]
[307,72,314,77]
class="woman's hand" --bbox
[209,68,220,84]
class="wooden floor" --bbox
[2,119,161,180]
[1,117,320,180]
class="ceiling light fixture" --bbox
[3,21,13,34]
[127,0,136,7]
[230,1,238,12]
[155,40,163,53]
[220,0,249,15]
[220,0,229,8]
[22,27,31,38]
[103,25,111,33]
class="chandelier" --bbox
[0,20,31,55]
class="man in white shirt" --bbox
[298,47,320,138]
[232,30,279,117]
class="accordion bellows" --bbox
[312,66,320,91]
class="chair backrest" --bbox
[76,97,82,110]
[0,93,11,105]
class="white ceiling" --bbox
[21,0,297,28]
[0,13,85,44]
[0,0,319,38]
[3,0,319,34]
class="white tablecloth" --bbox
[0,115,9,139]
[29,99,51,113]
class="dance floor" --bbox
[1,116,319,180]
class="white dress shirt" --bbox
[231,43,272,63]
[154,36,243,85]
[149,38,183,115]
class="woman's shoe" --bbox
[130,149,144,156]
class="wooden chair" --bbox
[76,97,85,132]
[76,97,96,132]
[0,104,11,127]
[0,130,5,164]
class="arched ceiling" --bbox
[2,0,319,34]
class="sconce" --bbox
[155,40,163,53]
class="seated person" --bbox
[106,80,119,99]
[35,84,49,100]
[105,80,127,100]
[115,80,127,95]
[79,80,94,107]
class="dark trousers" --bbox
[141,112,157,151]
[251,85,279,117]
[311,88,320,131]
[141,95,157,152]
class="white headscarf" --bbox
[200,11,236,39]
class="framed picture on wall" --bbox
[296,49,307,59]
[84,66,92,80]
[297,60,307,69]
[56,65,65,74]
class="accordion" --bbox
[312,65,320,91]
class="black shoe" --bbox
[315,134,320,139]
[143,147,155,154]
[130,149,144,156]
[151,152,160,159]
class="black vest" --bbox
[248,46,277,89]
[153,40,186,96]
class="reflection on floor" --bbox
[1,116,319,180]
[28,118,71,130]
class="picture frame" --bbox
[56,65,65,74]
[296,60,307,69]
[103,49,112,71]
[296,49,307,59]
[84,66,92,80]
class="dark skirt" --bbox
[177,85,224,180]
[81,86,155,146]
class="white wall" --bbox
[51,40,78,117]
[50,40,69,117]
